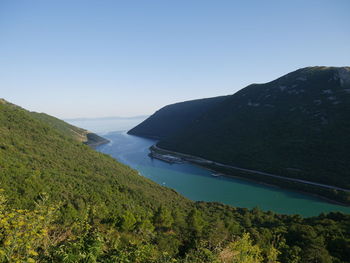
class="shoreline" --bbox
[85,133,110,148]
[150,144,350,207]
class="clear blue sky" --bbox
[1,0,349,118]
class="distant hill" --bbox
[128,96,228,139]
[65,115,149,122]
[129,67,350,202]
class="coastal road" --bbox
[152,145,350,193]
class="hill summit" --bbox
[129,67,350,204]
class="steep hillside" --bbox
[0,99,349,262]
[158,67,350,187]
[0,98,189,211]
[129,67,350,203]
[128,96,228,139]
[29,111,109,147]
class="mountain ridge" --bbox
[0,98,109,147]
[129,66,350,204]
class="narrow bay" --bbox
[68,118,350,217]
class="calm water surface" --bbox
[68,118,350,217]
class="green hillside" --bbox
[29,111,109,147]
[130,67,350,203]
[128,96,228,139]
[0,99,349,262]
[0,98,188,213]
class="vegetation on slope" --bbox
[29,111,108,147]
[0,99,188,214]
[130,67,350,203]
[128,96,228,139]
[0,99,349,262]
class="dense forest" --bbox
[0,99,349,262]
[128,96,228,139]
[129,67,350,204]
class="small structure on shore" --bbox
[149,152,183,164]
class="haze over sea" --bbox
[67,117,350,217]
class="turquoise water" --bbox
[67,118,350,217]
[97,131,350,217]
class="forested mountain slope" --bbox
[29,111,108,147]
[128,96,228,139]
[0,98,188,212]
[132,68,349,185]
[0,98,349,262]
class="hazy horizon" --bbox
[1,0,349,118]
[64,115,150,121]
